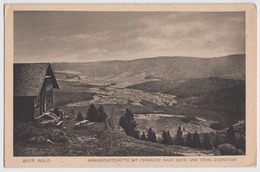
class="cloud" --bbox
[14,12,245,63]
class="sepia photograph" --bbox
[4,4,257,167]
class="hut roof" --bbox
[14,63,59,97]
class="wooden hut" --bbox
[14,63,59,121]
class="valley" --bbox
[14,54,246,156]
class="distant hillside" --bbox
[128,77,245,123]
[127,77,244,97]
[52,54,245,81]
[165,77,245,97]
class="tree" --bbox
[140,132,147,141]
[186,132,193,147]
[77,111,84,121]
[147,127,157,142]
[167,130,173,144]
[174,126,185,146]
[87,104,99,122]
[98,105,107,122]
[202,134,212,150]
[236,134,245,152]
[133,130,140,139]
[214,133,221,149]
[192,131,201,148]
[119,108,138,137]
[225,125,237,146]
[162,130,173,145]
[70,109,75,116]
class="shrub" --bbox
[49,129,68,143]
[133,130,140,139]
[225,125,237,145]
[14,122,34,142]
[214,134,221,148]
[236,134,245,152]
[27,136,47,144]
[218,143,244,155]
[179,116,196,123]
[140,132,147,141]
[210,123,224,130]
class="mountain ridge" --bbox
[51,54,245,81]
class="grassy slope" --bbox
[14,121,215,156]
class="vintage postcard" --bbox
[4,4,257,167]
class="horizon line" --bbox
[14,53,245,64]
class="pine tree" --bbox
[174,126,185,146]
[167,130,173,144]
[161,130,168,144]
[87,103,99,122]
[119,108,138,137]
[192,131,201,148]
[162,130,173,145]
[77,111,84,121]
[202,133,212,150]
[133,130,140,139]
[186,132,193,147]
[98,105,107,122]
[225,125,237,146]
[147,127,157,142]
[140,132,147,141]
[214,133,221,149]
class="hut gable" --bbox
[14,63,59,97]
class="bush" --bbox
[179,116,196,123]
[140,132,147,141]
[218,143,244,155]
[225,125,237,145]
[236,134,245,152]
[27,136,47,144]
[214,134,222,148]
[210,123,224,130]
[14,122,34,142]
[49,129,68,143]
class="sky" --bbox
[14,11,245,63]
